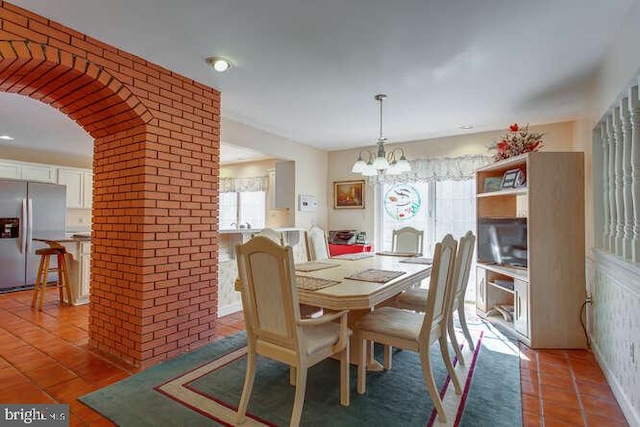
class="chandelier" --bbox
[351,94,411,176]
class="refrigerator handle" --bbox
[26,198,33,253]
[20,198,28,254]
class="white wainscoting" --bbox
[588,250,640,426]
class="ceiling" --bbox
[0,0,635,161]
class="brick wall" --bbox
[0,1,220,367]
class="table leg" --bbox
[326,308,384,371]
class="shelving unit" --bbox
[475,152,586,348]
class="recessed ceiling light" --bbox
[0,135,14,140]
[458,125,473,130]
[206,56,233,72]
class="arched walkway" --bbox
[0,2,220,368]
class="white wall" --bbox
[580,1,640,424]
[327,121,576,248]
[592,0,640,119]
[0,146,92,169]
[221,159,276,179]
[221,118,329,230]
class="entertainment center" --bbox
[475,152,587,348]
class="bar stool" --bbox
[31,247,72,311]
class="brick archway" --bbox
[0,2,220,367]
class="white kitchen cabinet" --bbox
[57,167,92,208]
[0,160,56,182]
[21,164,57,183]
[0,161,20,179]
[83,171,93,208]
[275,161,295,209]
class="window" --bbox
[239,191,266,228]
[379,182,430,252]
[377,178,477,300]
[219,191,266,229]
[219,192,238,229]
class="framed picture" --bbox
[334,180,365,209]
[501,168,523,189]
[483,177,503,192]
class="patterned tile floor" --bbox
[0,289,629,426]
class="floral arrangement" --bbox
[493,123,544,161]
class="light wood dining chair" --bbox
[235,236,350,427]
[257,227,322,318]
[304,225,330,260]
[253,227,283,245]
[391,226,424,254]
[393,231,477,364]
[354,234,460,423]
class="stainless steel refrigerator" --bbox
[0,180,66,292]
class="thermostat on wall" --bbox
[298,194,318,211]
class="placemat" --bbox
[331,252,374,260]
[295,261,339,272]
[375,251,422,257]
[345,269,405,283]
[399,257,433,265]
[296,276,341,291]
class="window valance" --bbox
[370,155,492,185]
[220,176,269,193]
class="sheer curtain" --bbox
[371,155,491,185]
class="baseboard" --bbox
[218,302,242,318]
[592,341,640,427]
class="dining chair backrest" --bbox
[236,236,301,355]
[305,225,330,260]
[236,236,351,426]
[419,234,457,342]
[452,231,476,310]
[254,227,283,245]
[392,226,424,254]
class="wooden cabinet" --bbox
[475,152,586,348]
[475,267,488,312]
[513,278,529,337]
[0,160,56,182]
[57,167,92,208]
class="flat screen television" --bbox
[477,217,528,268]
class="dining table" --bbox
[293,252,433,369]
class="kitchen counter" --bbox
[217,227,308,317]
[219,228,260,234]
[33,233,90,243]
[32,235,91,305]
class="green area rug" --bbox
[79,320,521,426]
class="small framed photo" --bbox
[334,180,365,209]
[483,177,503,192]
[501,169,521,189]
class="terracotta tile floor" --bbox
[519,343,629,426]
[0,289,629,426]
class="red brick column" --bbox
[0,1,220,367]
